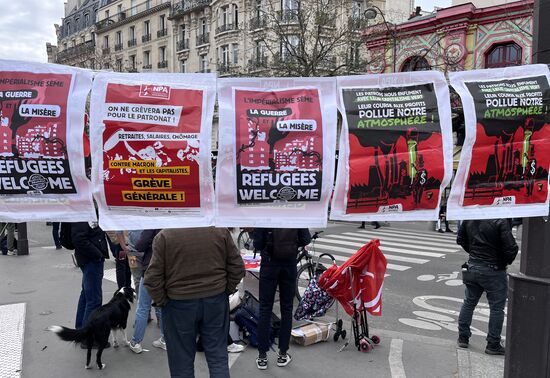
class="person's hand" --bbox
[118,248,128,260]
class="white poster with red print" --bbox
[216,77,337,228]
[0,59,95,222]
[331,72,454,222]
[448,65,550,220]
[90,73,216,230]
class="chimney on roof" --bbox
[408,6,422,20]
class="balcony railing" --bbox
[280,9,299,22]
[170,0,210,18]
[102,47,111,55]
[56,41,95,61]
[198,68,211,73]
[157,28,168,38]
[128,38,137,47]
[217,62,240,75]
[143,64,152,69]
[248,56,268,70]
[114,43,124,51]
[158,60,168,68]
[142,33,152,43]
[177,39,190,51]
[196,33,210,46]
[96,0,171,31]
[216,23,238,34]
[249,16,267,30]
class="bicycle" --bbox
[295,231,336,303]
[237,228,254,251]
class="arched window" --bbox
[485,42,522,68]
[401,56,430,72]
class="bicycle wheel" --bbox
[295,262,327,302]
[237,230,253,251]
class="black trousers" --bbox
[258,258,296,355]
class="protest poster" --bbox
[216,77,337,228]
[0,59,94,222]
[90,73,216,230]
[448,65,550,219]
[331,72,454,221]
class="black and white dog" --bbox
[49,287,135,370]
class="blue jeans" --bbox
[458,265,507,346]
[162,292,229,378]
[76,260,104,328]
[258,259,296,355]
[132,278,163,343]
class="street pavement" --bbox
[0,221,519,378]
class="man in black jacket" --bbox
[456,219,518,355]
[253,228,311,370]
[72,221,109,329]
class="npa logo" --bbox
[139,84,171,99]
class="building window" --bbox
[234,4,239,26]
[75,17,80,28]
[144,20,150,35]
[232,43,239,64]
[116,59,123,72]
[130,26,135,40]
[200,55,208,72]
[131,0,137,15]
[255,0,262,18]
[352,0,362,19]
[143,51,151,68]
[103,35,109,48]
[180,24,186,40]
[221,6,229,27]
[116,31,122,45]
[485,42,522,68]
[221,45,229,66]
[160,46,166,62]
[105,10,109,19]
[401,56,431,71]
[281,35,299,60]
[66,22,71,35]
[181,60,186,73]
[117,4,123,14]
[85,13,90,24]
[200,18,207,35]
[129,55,136,70]
[160,15,166,30]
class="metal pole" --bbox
[504,0,550,376]
[17,223,29,256]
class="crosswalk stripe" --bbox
[319,235,445,258]
[341,232,459,252]
[356,229,458,246]
[313,242,429,264]
[0,303,25,378]
[372,227,457,241]
[314,251,410,271]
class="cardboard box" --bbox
[291,323,330,346]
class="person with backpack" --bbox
[71,221,109,330]
[253,228,311,370]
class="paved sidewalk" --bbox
[0,222,505,378]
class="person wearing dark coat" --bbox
[456,219,518,355]
[72,221,109,329]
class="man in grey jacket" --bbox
[144,227,245,378]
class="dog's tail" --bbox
[48,325,92,343]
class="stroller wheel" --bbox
[333,332,340,342]
[341,330,347,339]
[359,338,371,352]
[370,335,380,345]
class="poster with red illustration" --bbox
[0,59,95,222]
[235,88,323,204]
[331,72,454,221]
[216,78,337,228]
[91,73,216,230]
[449,65,550,219]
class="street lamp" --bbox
[364,5,397,72]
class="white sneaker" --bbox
[129,340,143,354]
[227,343,245,353]
[152,337,167,350]
[7,249,17,256]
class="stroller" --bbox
[318,240,387,352]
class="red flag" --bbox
[318,240,387,316]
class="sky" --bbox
[0,0,452,64]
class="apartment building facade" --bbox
[47,0,100,67]
[94,0,173,72]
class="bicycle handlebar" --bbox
[311,230,323,240]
